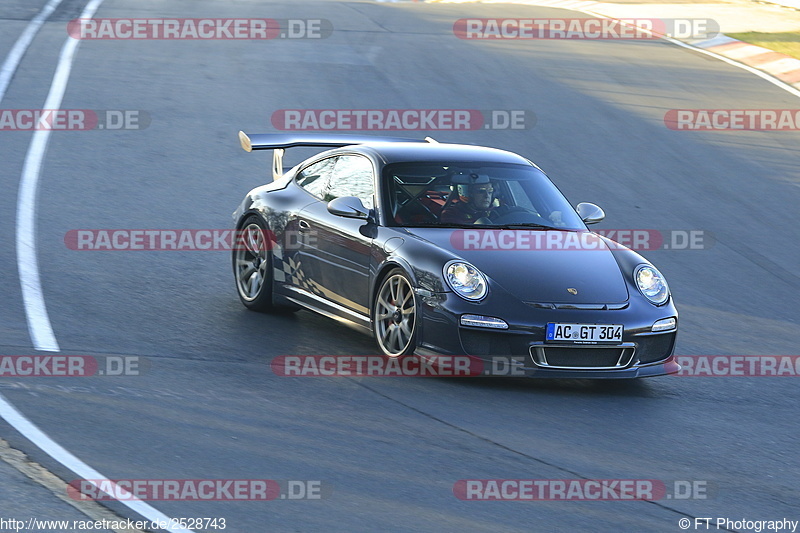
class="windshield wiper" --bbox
[494,223,562,230]
[405,223,567,230]
[411,223,481,229]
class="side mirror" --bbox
[576,202,605,225]
[327,196,370,219]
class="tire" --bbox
[373,269,418,357]
[233,216,275,312]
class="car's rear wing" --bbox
[238,131,436,181]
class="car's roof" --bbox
[336,142,533,166]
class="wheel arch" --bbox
[235,208,268,231]
[371,257,418,307]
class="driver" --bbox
[440,180,498,224]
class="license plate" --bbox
[546,323,623,344]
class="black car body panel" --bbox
[232,133,679,378]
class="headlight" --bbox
[635,265,669,305]
[444,261,487,301]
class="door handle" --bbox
[298,219,311,232]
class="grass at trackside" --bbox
[726,32,800,60]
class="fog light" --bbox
[652,317,676,332]
[460,315,508,329]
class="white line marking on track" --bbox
[577,7,800,99]
[440,0,800,99]
[3,1,196,530]
[1,0,66,353]
[0,0,65,102]
[0,394,194,533]
[13,0,109,352]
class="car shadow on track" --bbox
[440,376,660,398]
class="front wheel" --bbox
[373,269,418,357]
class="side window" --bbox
[325,155,375,209]
[296,157,337,199]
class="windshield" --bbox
[382,161,586,230]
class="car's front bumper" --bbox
[414,290,679,379]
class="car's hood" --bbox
[408,228,629,304]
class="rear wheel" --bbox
[373,269,418,357]
[233,216,275,312]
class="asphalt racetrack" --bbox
[0,0,799,531]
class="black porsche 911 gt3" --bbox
[232,132,678,378]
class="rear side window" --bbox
[296,157,337,199]
[326,155,375,209]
